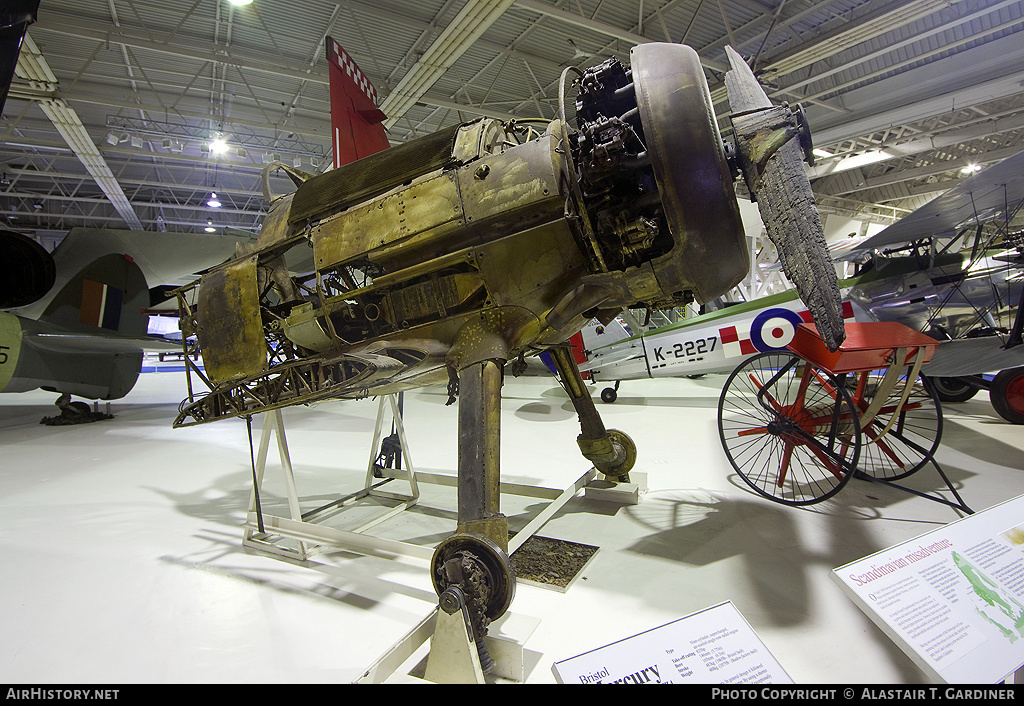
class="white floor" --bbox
[1,367,1022,684]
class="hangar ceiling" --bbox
[2,0,1023,246]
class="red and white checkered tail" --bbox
[326,37,390,167]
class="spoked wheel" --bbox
[846,368,942,481]
[718,352,861,506]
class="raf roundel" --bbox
[751,308,804,352]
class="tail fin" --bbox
[42,253,148,337]
[326,37,390,167]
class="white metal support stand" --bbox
[359,470,647,684]
[423,588,486,684]
[242,395,424,563]
[234,394,647,683]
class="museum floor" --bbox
[1,366,1022,684]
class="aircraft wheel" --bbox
[601,387,617,403]
[990,367,1024,425]
[431,533,515,623]
[928,376,979,403]
[593,428,637,480]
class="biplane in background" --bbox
[578,150,1024,424]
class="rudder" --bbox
[326,37,390,167]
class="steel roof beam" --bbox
[15,34,143,229]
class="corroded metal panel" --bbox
[195,255,266,383]
[288,123,460,225]
[383,272,486,325]
[311,172,462,271]
[0,312,23,392]
[457,134,564,227]
[473,220,585,311]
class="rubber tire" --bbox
[600,387,617,403]
[990,367,1024,425]
[927,376,979,403]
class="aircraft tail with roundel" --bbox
[1,251,152,400]
[1,227,251,401]
[326,37,390,168]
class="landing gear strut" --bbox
[548,346,636,482]
[429,358,516,671]
[40,393,114,426]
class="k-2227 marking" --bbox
[653,336,717,362]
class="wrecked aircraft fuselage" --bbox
[172,43,843,662]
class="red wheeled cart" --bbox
[717,322,972,513]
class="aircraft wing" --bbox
[0,1,38,115]
[760,234,876,270]
[843,150,1024,258]
[21,327,181,355]
[577,345,643,372]
[924,336,1024,377]
[50,227,256,288]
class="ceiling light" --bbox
[960,164,982,175]
[105,132,118,146]
[207,192,222,208]
[130,136,143,148]
[210,137,228,155]
[205,219,216,233]
[831,149,894,173]
[228,0,253,5]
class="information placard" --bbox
[551,601,791,684]
[831,494,1024,683]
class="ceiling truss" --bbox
[1,0,1021,239]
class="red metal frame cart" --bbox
[717,322,972,514]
